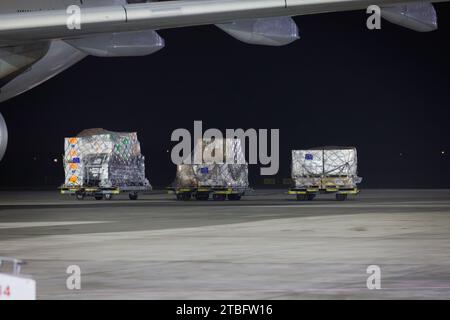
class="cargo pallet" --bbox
[60,185,151,201]
[167,186,247,201]
[288,186,359,201]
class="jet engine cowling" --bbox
[0,112,7,161]
[382,2,438,32]
[216,17,300,46]
[65,30,165,57]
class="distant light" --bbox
[442,150,446,155]
[53,158,58,163]
[32,156,37,161]
[399,152,403,156]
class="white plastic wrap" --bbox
[292,150,323,177]
[323,149,358,176]
[174,138,249,189]
[66,30,165,57]
[291,147,360,188]
[216,17,299,46]
[63,128,150,188]
[381,2,438,32]
[176,163,249,188]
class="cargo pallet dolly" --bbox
[167,186,248,201]
[60,185,152,201]
[288,186,359,201]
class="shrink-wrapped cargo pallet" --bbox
[61,128,150,200]
[171,138,249,201]
[290,147,361,201]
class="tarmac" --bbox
[0,189,449,299]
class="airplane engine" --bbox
[381,2,438,32]
[65,30,165,57]
[0,112,7,161]
[216,17,300,46]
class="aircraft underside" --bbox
[0,0,447,160]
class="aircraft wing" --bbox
[0,0,447,155]
[0,0,446,44]
[0,0,446,104]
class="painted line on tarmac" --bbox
[0,221,111,229]
[1,201,449,209]
[0,200,175,206]
[242,204,450,209]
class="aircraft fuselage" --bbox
[0,0,83,14]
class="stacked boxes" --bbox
[63,129,150,188]
[174,138,249,189]
[292,147,361,189]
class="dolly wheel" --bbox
[296,194,308,201]
[94,195,103,201]
[104,193,113,201]
[177,193,191,201]
[227,194,241,201]
[213,194,226,201]
[195,193,209,201]
[76,192,85,201]
[336,193,347,201]
[307,193,316,201]
[129,192,138,200]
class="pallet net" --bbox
[174,138,249,189]
[63,128,150,188]
[291,147,361,188]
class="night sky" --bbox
[0,4,449,189]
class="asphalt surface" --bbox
[0,189,449,299]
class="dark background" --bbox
[0,4,449,189]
